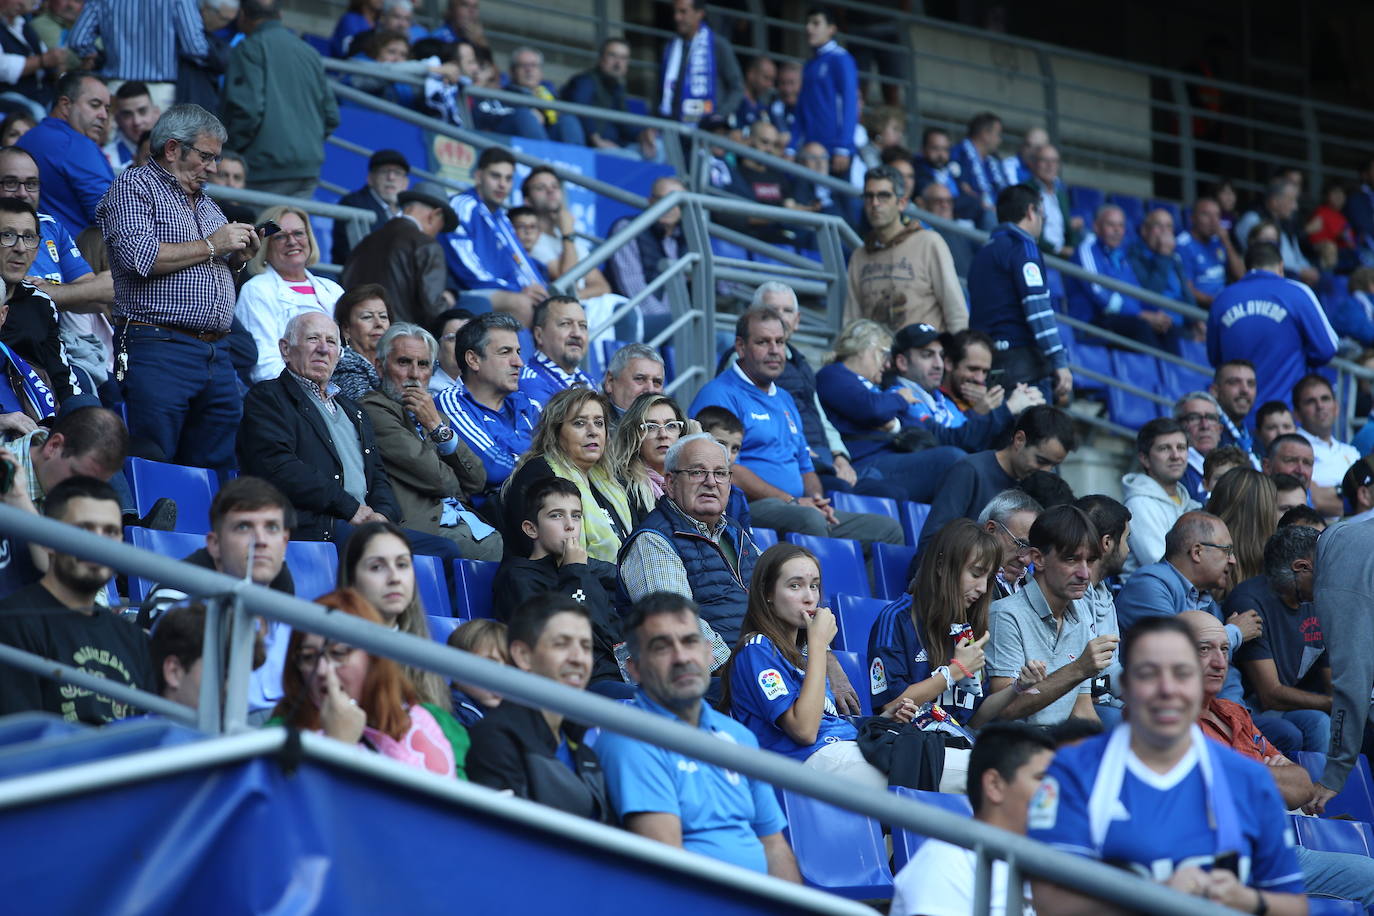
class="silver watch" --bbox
[429,425,455,444]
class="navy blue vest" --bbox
[617,497,758,647]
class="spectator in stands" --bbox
[914,180,976,280]
[329,0,381,58]
[492,476,622,691]
[1029,143,1081,259]
[343,182,457,328]
[1333,267,1374,348]
[446,618,507,726]
[610,392,686,523]
[657,0,743,127]
[598,592,800,877]
[273,587,468,777]
[1341,459,1374,522]
[0,288,56,430]
[508,47,583,146]
[891,723,1055,915]
[1171,390,1221,502]
[432,0,487,50]
[857,107,905,173]
[208,150,254,226]
[151,604,217,710]
[1202,445,1252,495]
[1001,126,1047,187]
[427,307,470,395]
[602,342,664,424]
[563,39,656,158]
[520,169,623,329]
[1176,197,1243,307]
[1070,204,1180,352]
[1292,373,1359,492]
[913,128,959,201]
[67,1,205,111]
[1206,467,1277,590]
[968,184,1072,403]
[236,205,344,384]
[327,285,389,401]
[935,328,1011,422]
[767,61,799,141]
[1269,472,1309,523]
[733,55,775,133]
[503,388,631,563]
[1127,208,1196,319]
[1018,469,1074,510]
[444,147,545,325]
[888,322,1040,451]
[1074,494,1131,722]
[1343,156,1374,252]
[0,113,35,148]
[695,406,756,524]
[917,405,1075,553]
[0,198,81,402]
[605,175,685,340]
[725,121,808,245]
[1265,432,1334,517]
[223,0,339,198]
[104,81,159,175]
[0,476,151,724]
[720,543,887,786]
[793,7,856,179]
[1029,616,1307,916]
[847,165,967,333]
[466,594,614,821]
[1236,177,1319,286]
[0,0,69,116]
[986,504,1116,726]
[1256,399,1297,456]
[330,149,410,266]
[1208,359,1259,457]
[360,323,498,561]
[18,70,111,235]
[951,112,1005,226]
[517,295,593,406]
[176,0,236,113]
[689,307,902,547]
[973,489,1042,600]
[97,103,260,470]
[1121,418,1199,576]
[437,312,539,503]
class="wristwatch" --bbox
[429,425,455,444]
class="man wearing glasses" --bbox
[1173,391,1225,503]
[96,103,260,471]
[977,489,1043,600]
[0,196,82,405]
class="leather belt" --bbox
[125,318,230,343]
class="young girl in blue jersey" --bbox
[719,543,890,788]
[867,518,1045,727]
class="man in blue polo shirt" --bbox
[17,70,113,235]
[1176,197,1240,307]
[437,312,541,504]
[967,184,1072,405]
[597,593,801,880]
[518,295,594,406]
[689,306,901,545]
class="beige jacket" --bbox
[844,222,968,332]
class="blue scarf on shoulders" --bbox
[0,341,53,422]
[660,23,717,122]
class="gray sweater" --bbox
[1314,516,1374,790]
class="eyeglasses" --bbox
[0,229,39,250]
[862,191,896,202]
[994,519,1033,557]
[1198,541,1235,557]
[1179,412,1221,426]
[640,420,685,434]
[677,467,730,483]
[296,644,358,670]
[269,229,309,243]
[183,143,223,164]
[0,177,39,193]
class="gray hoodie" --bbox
[1120,472,1200,576]
[1315,516,1374,791]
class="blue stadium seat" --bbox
[1160,337,1213,402]
[1304,899,1364,916]
[124,458,218,535]
[1068,185,1103,226]
[660,343,676,385]
[1106,349,1166,429]
[453,559,499,619]
[873,542,915,599]
[1289,815,1374,857]
[1107,192,1145,233]
[749,527,778,550]
[832,650,872,716]
[1057,319,1110,395]
[777,790,893,898]
[784,533,867,599]
[285,540,339,602]
[125,527,206,602]
[427,615,461,643]
[899,502,931,547]
[834,594,888,654]
[1295,753,1374,824]
[828,492,900,522]
[890,786,974,870]
[413,553,451,616]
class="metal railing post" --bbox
[972,844,992,916]
[1170,76,1198,200]
[1004,855,1024,916]
[221,593,256,732]
[196,597,224,734]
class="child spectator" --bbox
[694,405,752,529]
[446,618,509,726]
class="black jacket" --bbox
[466,700,613,824]
[1,282,77,403]
[492,555,622,684]
[237,371,400,541]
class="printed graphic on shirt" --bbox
[758,668,789,700]
[870,656,887,695]
[1022,262,1044,287]
[1028,775,1059,830]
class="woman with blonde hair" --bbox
[235,203,343,383]
[502,387,632,562]
[609,391,692,523]
[1205,466,1278,588]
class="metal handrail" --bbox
[0,505,1231,916]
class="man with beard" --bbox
[1209,359,1260,460]
[0,476,153,723]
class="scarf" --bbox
[0,340,54,422]
[477,196,544,290]
[547,452,632,563]
[659,23,717,122]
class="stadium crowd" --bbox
[3,0,1374,911]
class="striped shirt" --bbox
[97,158,236,332]
[68,0,208,83]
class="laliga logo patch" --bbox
[1027,775,1059,830]
[1022,262,1044,287]
[757,668,789,700]
[870,657,886,693]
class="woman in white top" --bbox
[235,205,345,383]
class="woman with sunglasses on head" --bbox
[610,391,692,523]
[271,588,469,778]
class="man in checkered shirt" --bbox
[95,104,261,471]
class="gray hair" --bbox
[381,0,412,11]
[454,311,522,378]
[511,46,543,65]
[1172,390,1222,420]
[1263,524,1319,590]
[664,432,728,472]
[606,342,664,379]
[150,104,227,161]
[977,489,1043,526]
[376,322,438,367]
[1094,203,1124,222]
[283,311,337,347]
[864,164,906,200]
[750,281,798,309]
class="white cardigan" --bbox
[235,264,345,383]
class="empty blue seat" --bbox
[1295,752,1374,824]
[1068,185,1103,225]
[413,553,451,616]
[427,614,461,643]
[899,502,931,547]
[1106,349,1166,430]
[834,594,888,654]
[1289,815,1374,857]
[1160,344,1212,402]
[1056,319,1108,394]
[890,786,974,870]
[125,527,206,602]
[453,559,498,619]
[285,540,339,602]
[873,542,915,599]
[777,790,893,898]
[828,492,900,522]
[832,649,872,716]
[749,527,778,550]
[784,533,867,599]
[124,457,218,534]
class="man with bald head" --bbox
[1069,203,1178,351]
[607,175,686,341]
[1177,197,1242,307]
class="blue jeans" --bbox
[1295,845,1374,906]
[118,324,241,471]
[855,446,965,503]
[1282,708,1332,754]
[1253,710,1303,758]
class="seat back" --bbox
[898,502,932,548]
[889,786,974,870]
[427,615,461,643]
[834,594,889,655]
[749,527,779,550]
[413,553,452,616]
[1289,814,1374,857]
[783,533,867,599]
[831,650,872,716]
[872,542,915,600]
[124,458,218,534]
[285,540,340,603]
[1106,349,1166,430]
[453,559,499,619]
[125,528,206,603]
[828,492,900,522]
[1295,752,1374,824]
[777,790,893,898]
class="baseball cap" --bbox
[368,149,410,173]
[892,323,940,353]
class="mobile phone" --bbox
[0,457,12,496]
[1212,850,1240,874]
[987,368,1005,386]
[256,220,282,237]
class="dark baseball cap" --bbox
[368,149,410,173]
[892,323,940,353]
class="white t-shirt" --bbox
[890,838,1034,916]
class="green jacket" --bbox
[222,19,340,182]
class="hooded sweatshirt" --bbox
[844,222,968,333]
[1120,472,1200,576]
